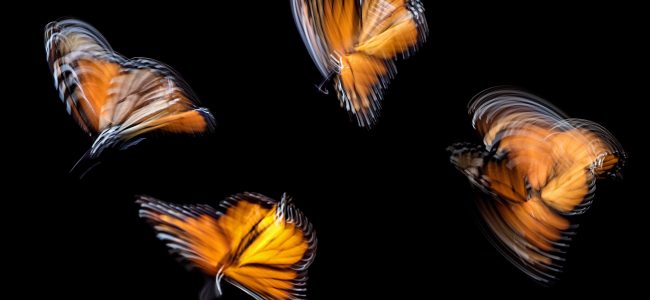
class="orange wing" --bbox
[356,0,427,59]
[292,0,427,127]
[138,196,231,275]
[45,19,214,157]
[138,193,316,300]
[449,88,625,283]
[45,20,119,134]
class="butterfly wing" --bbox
[291,0,358,77]
[138,193,317,300]
[451,88,625,283]
[540,120,625,213]
[137,196,231,275]
[224,193,317,300]
[45,19,123,134]
[356,0,427,59]
[46,19,215,154]
[103,60,215,141]
[292,0,427,127]
[471,90,624,213]
[340,0,427,126]
[468,88,567,149]
[449,141,572,283]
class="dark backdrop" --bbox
[10,2,648,298]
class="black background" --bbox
[9,2,649,298]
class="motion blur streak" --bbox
[448,87,625,284]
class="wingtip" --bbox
[196,107,217,132]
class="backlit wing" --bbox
[225,193,317,300]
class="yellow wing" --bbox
[450,88,625,283]
[225,193,317,300]
[45,19,215,156]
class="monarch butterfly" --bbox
[138,193,317,299]
[45,19,215,162]
[448,88,625,283]
[291,0,428,127]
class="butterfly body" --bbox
[449,88,625,283]
[292,0,427,126]
[45,19,215,161]
[138,193,316,299]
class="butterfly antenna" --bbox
[69,149,100,179]
[69,149,91,174]
[314,70,336,95]
[78,161,101,180]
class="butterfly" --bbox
[138,192,317,299]
[45,19,215,162]
[447,88,625,284]
[291,0,428,127]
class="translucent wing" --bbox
[45,19,215,156]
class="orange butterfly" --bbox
[448,88,625,283]
[291,0,428,127]
[45,19,215,160]
[138,193,317,299]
